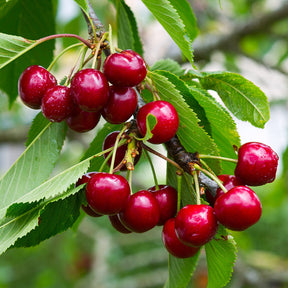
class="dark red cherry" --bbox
[18,65,57,109]
[234,142,279,186]
[41,85,74,122]
[214,186,262,231]
[148,185,178,225]
[119,190,160,233]
[103,50,147,87]
[70,68,109,112]
[101,85,138,124]
[86,172,130,215]
[102,131,142,171]
[66,106,101,133]
[175,204,218,247]
[136,100,179,144]
[162,218,200,258]
[205,174,244,206]
[81,205,103,217]
[108,214,132,234]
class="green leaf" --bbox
[0,0,19,18]
[205,226,237,288]
[199,72,270,128]
[73,0,88,14]
[150,71,221,173]
[116,0,143,56]
[141,0,198,64]
[0,0,55,106]
[138,114,157,142]
[0,120,67,219]
[151,59,185,76]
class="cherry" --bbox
[136,100,179,144]
[162,218,200,259]
[102,131,142,171]
[41,85,74,122]
[108,214,132,234]
[148,185,178,226]
[214,186,262,231]
[70,68,109,112]
[175,204,218,247]
[18,65,57,109]
[81,205,103,217]
[234,142,278,186]
[103,50,147,87]
[101,85,138,124]
[119,190,160,233]
[205,174,244,206]
[66,106,101,133]
[86,172,130,215]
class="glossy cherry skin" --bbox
[102,85,138,124]
[136,100,179,144]
[108,214,132,234]
[175,204,218,247]
[214,186,262,231]
[70,68,109,112]
[66,106,101,133]
[119,190,160,233]
[102,131,142,171]
[103,50,147,87]
[235,142,279,186]
[148,185,178,226]
[205,174,244,206]
[162,218,200,259]
[18,65,57,109]
[86,172,130,215]
[41,85,74,122]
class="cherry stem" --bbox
[143,149,159,190]
[193,164,228,193]
[199,154,238,163]
[37,33,93,49]
[176,172,183,212]
[192,171,201,205]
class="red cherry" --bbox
[235,142,279,186]
[103,50,147,87]
[108,214,132,234]
[119,190,160,233]
[66,106,101,133]
[102,131,142,171]
[102,85,138,124]
[18,65,57,109]
[136,100,179,144]
[70,68,109,112]
[214,186,262,231]
[41,85,74,122]
[175,204,218,247]
[162,218,200,258]
[148,185,178,225]
[205,174,244,206]
[86,172,130,215]
[81,205,103,217]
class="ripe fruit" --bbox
[148,185,178,225]
[102,85,138,124]
[81,205,103,217]
[41,85,74,122]
[205,174,244,206]
[162,218,200,259]
[102,131,142,171]
[18,65,57,109]
[136,100,179,144]
[103,50,147,87]
[119,190,160,233]
[109,214,132,234]
[86,172,130,215]
[70,68,109,112]
[214,186,262,231]
[234,142,279,186]
[175,204,218,247]
[66,106,101,133]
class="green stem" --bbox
[144,149,159,190]
[199,154,238,163]
[192,171,201,205]
[176,172,182,212]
